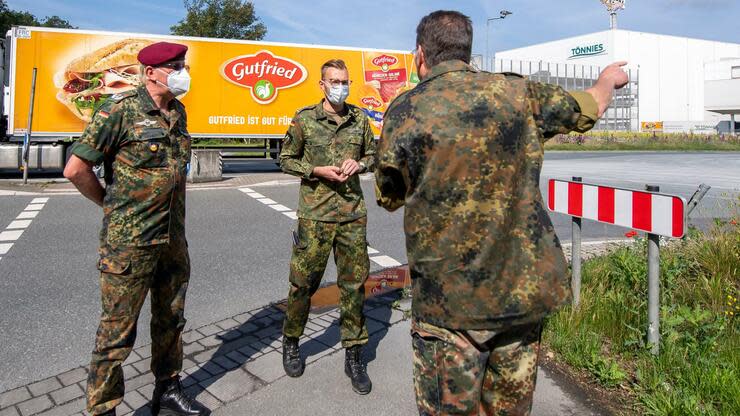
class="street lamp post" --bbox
[486,10,512,71]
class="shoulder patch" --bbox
[296,104,316,114]
[109,89,137,103]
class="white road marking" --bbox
[7,220,32,229]
[370,255,402,268]
[238,187,406,269]
[24,203,45,211]
[270,204,292,212]
[0,230,24,241]
[1,198,48,262]
[560,239,632,248]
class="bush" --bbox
[544,198,740,415]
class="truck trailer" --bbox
[1,26,417,170]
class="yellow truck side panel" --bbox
[9,27,418,138]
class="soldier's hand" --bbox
[341,159,361,177]
[587,61,629,118]
[312,166,348,182]
[599,61,629,90]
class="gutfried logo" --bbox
[221,50,308,104]
[372,54,398,72]
[361,97,382,109]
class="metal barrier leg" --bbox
[646,184,661,355]
[571,177,583,307]
[647,232,660,355]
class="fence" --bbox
[493,58,639,132]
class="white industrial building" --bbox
[494,29,740,133]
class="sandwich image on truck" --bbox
[0,26,418,171]
[54,39,154,122]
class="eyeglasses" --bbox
[322,78,352,87]
[157,61,189,71]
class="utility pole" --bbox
[486,10,512,71]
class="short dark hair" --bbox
[321,59,348,78]
[415,10,473,68]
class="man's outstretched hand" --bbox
[586,61,629,118]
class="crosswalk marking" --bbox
[369,255,402,268]
[270,204,292,212]
[6,220,32,229]
[0,230,24,241]
[0,198,47,263]
[238,186,404,269]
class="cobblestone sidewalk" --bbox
[0,290,405,416]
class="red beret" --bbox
[137,42,188,66]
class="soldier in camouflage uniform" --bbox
[375,11,628,415]
[64,42,208,416]
[279,59,376,395]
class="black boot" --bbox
[151,376,209,416]
[95,410,116,416]
[344,345,372,395]
[282,336,304,377]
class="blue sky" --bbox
[8,0,740,56]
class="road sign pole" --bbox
[646,184,661,355]
[23,68,38,184]
[571,176,583,307]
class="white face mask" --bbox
[156,68,191,96]
[326,84,349,105]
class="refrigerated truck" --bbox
[0,26,417,170]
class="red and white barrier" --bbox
[547,179,686,238]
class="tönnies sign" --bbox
[568,43,606,59]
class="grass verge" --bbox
[545,132,740,151]
[543,200,739,415]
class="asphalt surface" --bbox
[0,151,738,393]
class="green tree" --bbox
[0,1,76,35]
[40,15,75,29]
[170,0,266,40]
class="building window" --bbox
[732,66,740,79]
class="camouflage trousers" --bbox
[411,319,543,416]
[86,240,190,415]
[283,217,370,348]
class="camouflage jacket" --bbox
[72,85,191,247]
[375,60,599,330]
[280,99,377,222]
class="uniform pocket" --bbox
[129,126,168,168]
[292,222,309,250]
[344,135,363,160]
[97,250,131,275]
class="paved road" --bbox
[0,151,738,392]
